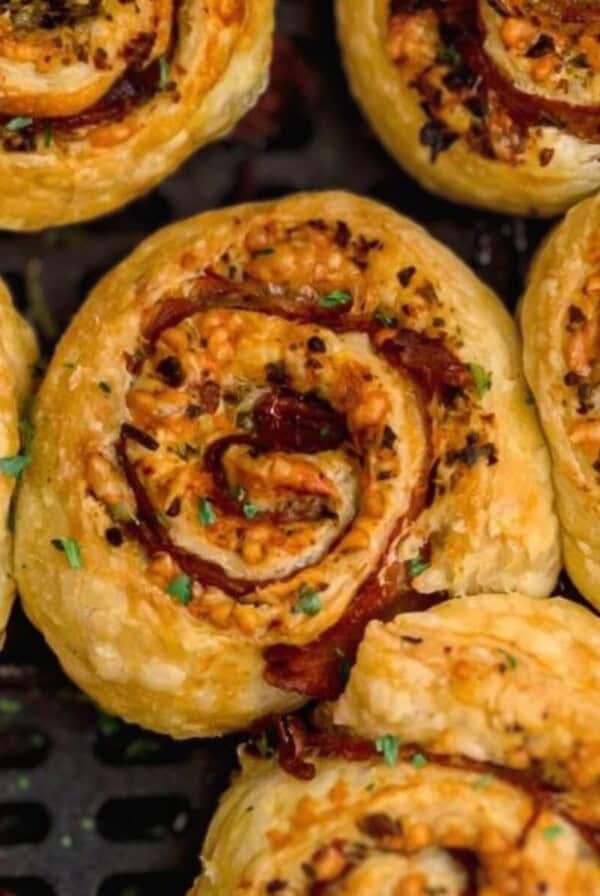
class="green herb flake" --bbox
[471,773,495,791]
[0,454,30,477]
[43,126,53,147]
[5,116,33,132]
[375,734,401,767]
[167,574,193,605]
[502,651,518,670]
[293,584,322,616]
[98,381,111,393]
[255,733,274,758]
[198,497,217,525]
[406,554,430,579]
[51,537,83,569]
[470,363,493,398]
[243,503,259,519]
[158,56,170,90]
[411,752,427,769]
[319,290,352,308]
[542,824,564,842]
[252,247,275,257]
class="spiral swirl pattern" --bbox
[337,0,600,214]
[193,740,600,894]
[0,0,273,228]
[15,192,558,735]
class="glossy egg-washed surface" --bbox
[0,0,274,228]
[0,1,581,894]
[14,191,558,738]
[337,0,600,214]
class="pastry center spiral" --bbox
[0,0,174,123]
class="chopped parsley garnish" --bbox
[501,651,518,670]
[470,363,492,398]
[471,773,494,790]
[0,416,34,477]
[243,503,259,519]
[231,484,246,501]
[255,733,274,758]
[43,126,53,148]
[98,381,111,393]
[411,752,427,769]
[406,554,430,579]
[320,290,352,308]
[293,584,322,616]
[198,497,217,525]
[158,56,170,90]
[375,734,401,767]
[51,537,83,569]
[252,247,275,257]
[0,454,30,477]
[5,116,33,132]
[542,824,564,841]
[167,574,192,605]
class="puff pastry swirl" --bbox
[15,192,558,736]
[193,731,600,894]
[337,0,600,216]
[0,0,273,229]
[335,594,600,791]
[0,281,37,641]
[522,193,600,609]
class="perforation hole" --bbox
[0,728,49,769]
[94,724,196,766]
[97,796,191,842]
[97,871,193,896]
[0,803,50,845]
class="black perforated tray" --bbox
[0,2,557,894]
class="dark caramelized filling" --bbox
[0,0,101,29]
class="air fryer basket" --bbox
[0,1,564,893]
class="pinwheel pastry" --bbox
[193,724,600,894]
[0,0,274,230]
[522,193,600,609]
[337,0,600,216]
[15,191,558,737]
[335,593,600,791]
[0,281,37,642]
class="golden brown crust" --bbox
[336,0,600,216]
[0,0,274,230]
[335,594,600,791]
[192,749,600,894]
[522,193,600,608]
[0,281,38,640]
[15,191,558,736]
